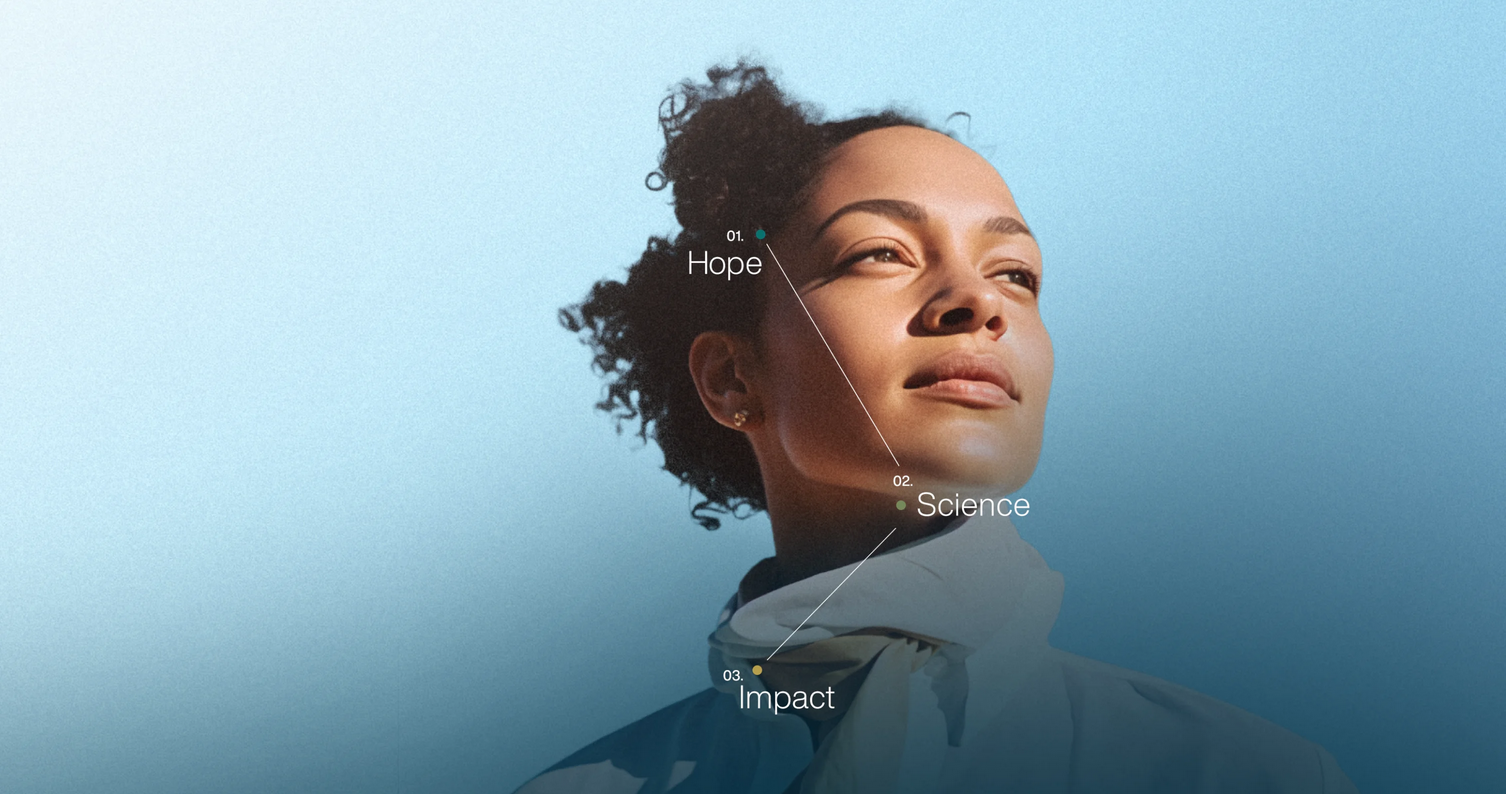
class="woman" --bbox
[520,62,1357,794]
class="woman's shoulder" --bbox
[1030,647,1357,793]
[511,687,785,794]
[513,651,1359,794]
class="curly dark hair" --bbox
[560,61,928,529]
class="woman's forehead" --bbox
[805,126,1022,221]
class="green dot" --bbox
[755,229,766,239]
[896,500,907,510]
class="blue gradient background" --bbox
[2,1,1502,792]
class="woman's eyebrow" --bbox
[982,215,1034,238]
[810,199,926,243]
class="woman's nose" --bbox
[919,271,1006,339]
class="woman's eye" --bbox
[998,269,1040,294]
[837,247,905,270]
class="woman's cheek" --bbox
[1012,314,1053,400]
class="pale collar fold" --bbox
[706,514,1064,792]
[714,513,1062,656]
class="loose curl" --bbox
[560,61,926,529]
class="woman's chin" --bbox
[902,458,1036,497]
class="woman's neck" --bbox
[761,474,953,586]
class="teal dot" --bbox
[896,500,907,510]
[755,229,766,239]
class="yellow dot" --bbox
[751,665,763,675]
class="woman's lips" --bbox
[909,377,1014,408]
[904,352,1019,408]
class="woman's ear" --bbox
[689,331,761,430]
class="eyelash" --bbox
[1000,269,1041,295]
[836,246,905,271]
[837,246,1041,296]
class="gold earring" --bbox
[732,410,749,428]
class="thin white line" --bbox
[765,526,900,661]
[764,243,900,468]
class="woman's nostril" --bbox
[940,307,973,327]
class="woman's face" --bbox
[754,126,1052,499]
